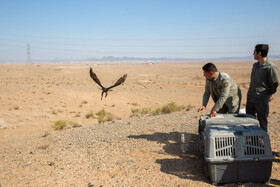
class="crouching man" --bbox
[198,62,241,117]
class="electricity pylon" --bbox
[27,43,32,64]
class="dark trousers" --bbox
[246,99,269,132]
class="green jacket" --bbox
[203,71,239,112]
[247,59,279,102]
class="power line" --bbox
[0,33,279,41]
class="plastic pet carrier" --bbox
[180,114,273,185]
[201,125,274,185]
[182,114,259,154]
[197,114,260,154]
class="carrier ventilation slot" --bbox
[215,137,236,157]
[244,135,265,155]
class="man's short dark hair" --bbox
[255,44,269,57]
[202,62,218,72]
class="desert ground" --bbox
[0,61,280,186]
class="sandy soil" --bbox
[0,62,280,186]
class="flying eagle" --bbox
[89,67,127,100]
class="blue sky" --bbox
[0,0,280,62]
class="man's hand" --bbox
[198,105,206,112]
[269,95,273,102]
[210,109,217,117]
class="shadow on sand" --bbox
[128,131,209,184]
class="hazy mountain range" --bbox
[82,55,280,62]
[1,55,280,63]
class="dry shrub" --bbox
[80,100,88,108]
[160,102,185,114]
[107,113,120,121]
[42,131,50,137]
[96,109,117,123]
[37,144,50,150]
[82,100,88,104]
[96,109,107,123]
[13,105,19,110]
[75,113,81,117]
[130,107,152,117]
[52,120,73,130]
[85,111,94,119]
[185,104,195,111]
[131,102,194,117]
[37,137,52,150]
[72,123,82,128]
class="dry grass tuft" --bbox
[37,137,52,150]
[96,109,108,123]
[42,131,50,137]
[185,104,195,111]
[79,100,88,108]
[130,107,152,117]
[131,102,194,117]
[52,120,73,130]
[81,100,88,104]
[72,122,82,128]
[85,111,94,119]
[37,144,50,150]
[95,109,117,123]
[13,105,20,110]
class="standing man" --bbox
[246,44,279,132]
[198,62,241,117]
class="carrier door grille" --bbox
[215,137,236,157]
[244,135,265,155]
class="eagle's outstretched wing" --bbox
[89,68,105,89]
[107,74,127,90]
